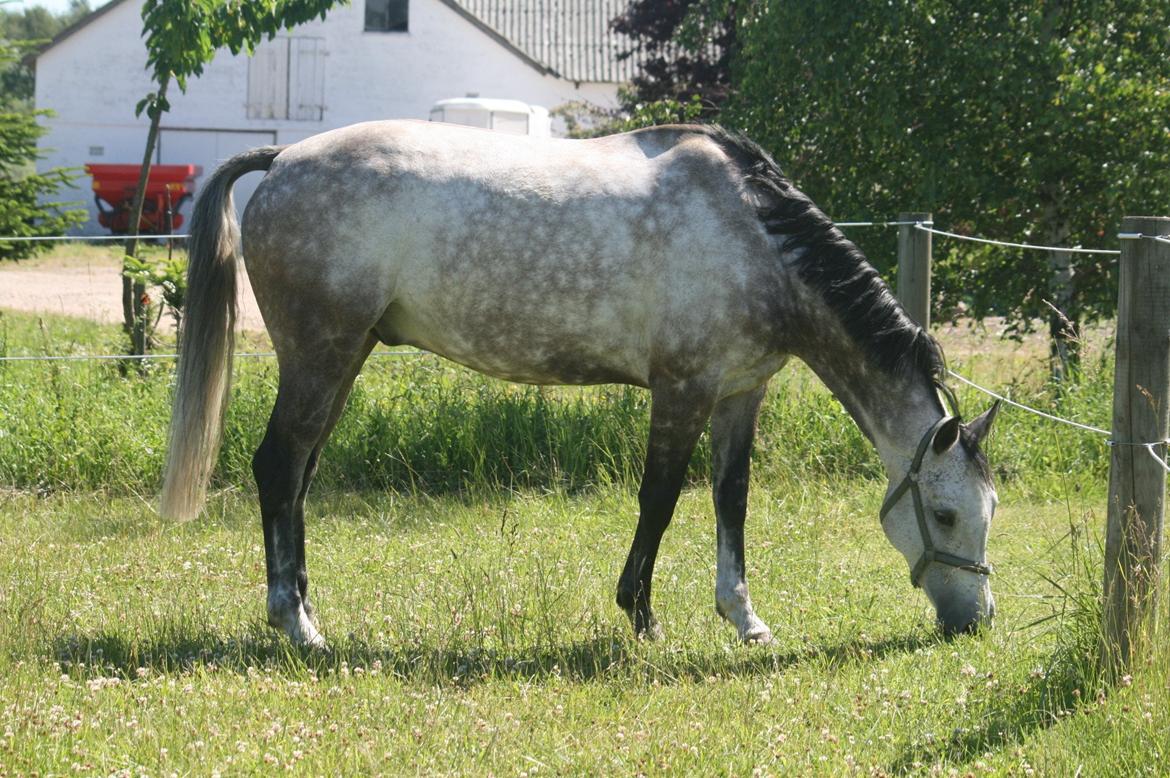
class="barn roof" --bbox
[36,0,640,84]
[443,0,640,83]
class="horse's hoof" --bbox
[300,631,327,650]
[290,619,326,649]
[270,601,326,649]
[628,611,664,641]
[638,621,665,641]
[621,599,665,641]
[290,608,326,648]
[740,618,774,646]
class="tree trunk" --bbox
[1048,247,1080,382]
[122,75,170,357]
[1040,186,1079,382]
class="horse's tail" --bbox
[160,145,285,520]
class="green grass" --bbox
[0,309,1166,774]
[0,310,1114,497]
[0,487,1165,774]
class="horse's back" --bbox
[241,121,783,392]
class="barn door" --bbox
[157,129,278,218]
[289,38,326,121]
[247,37,325,121]
[247,38,290,120]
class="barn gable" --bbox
[34,0,633,234]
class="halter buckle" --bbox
[885,416,993,588]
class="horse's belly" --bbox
[377,299,650,387]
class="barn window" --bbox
[247,37,327,121]
[365,0,408,32]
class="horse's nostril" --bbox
[940,610,988,638]
[942,619,976,638]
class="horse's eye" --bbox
[934,510,957,527]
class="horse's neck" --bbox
[798,343,944,479]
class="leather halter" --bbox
[879,416,993,588]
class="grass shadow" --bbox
[883,658,1096,773]
[49,623,937,689]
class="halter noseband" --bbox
[879,416,993,588]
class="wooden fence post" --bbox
[1101,215,1170,675]
[897,212,932,328]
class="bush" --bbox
[0,41,86,260]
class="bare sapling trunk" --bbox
[1048,247,1080,382]
[122,75,170,358]
[1041,191,1079,382]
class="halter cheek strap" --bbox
[879,416,993,588]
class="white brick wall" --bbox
[35,0,620,233]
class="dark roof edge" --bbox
[33,0,579,83]
[434,0,561,80]
[32,0,132,61]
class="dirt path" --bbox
[0,253,266,332]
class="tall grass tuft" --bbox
[0,311,1116,497]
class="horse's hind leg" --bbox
[616,385,712,639]
[290,334,377,623]
[710,385,773,644]
[253,335,374,647]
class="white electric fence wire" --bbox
[918,224,1120,255]
[1117,232,1170,246]
[0,234,188,243]
[946,369,1111,436]
[1142,444,1170,474]
[835,220,934,228]
[5,224,1166,448]
[950,369,1170,463]
[0,350,424,363]
[7,347,1170,462]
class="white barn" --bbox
[34,0,638,233]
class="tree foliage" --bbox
[121,0,347,353]
[0,0,90,108]
[0,19,85,261]
[136,0,344,117]
[725,1,1170,330]
[610,0,735,122]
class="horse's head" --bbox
[880,402,1001,635]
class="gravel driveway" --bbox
[0,253,266,332]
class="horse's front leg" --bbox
[711,385,773,644]
[616,385,712,639]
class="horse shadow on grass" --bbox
[50,623,937,688]
[879,651,1098,773]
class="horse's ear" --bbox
[932,416,962,455]
[966,400,1001,446]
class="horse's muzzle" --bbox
[939,592,995,637]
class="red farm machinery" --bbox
[84,163,201,235]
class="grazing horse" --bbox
[161,121,1000,647]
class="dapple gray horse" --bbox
[161,121,1000,648]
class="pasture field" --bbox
[0,309,1167,775]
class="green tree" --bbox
[0,34,84,261]
[557,1,733,137]
[1,1,90,108]
[122,0,346,355]
[725,1,1170,375]
[610,0,736,120]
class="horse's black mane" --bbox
[698,124,947,391]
